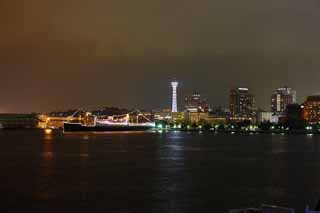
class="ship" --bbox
[63,110,155,132]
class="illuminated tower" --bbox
[171,81,178,112]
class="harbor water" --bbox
[0,130,320,212]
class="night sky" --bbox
[1,0,320,113]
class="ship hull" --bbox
[64,122,154,132]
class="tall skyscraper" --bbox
[271,86,296,113]
[171,81,178,113]
[184,93,210,113]
[229,88,256,118]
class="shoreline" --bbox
[1,127,319,135]
[168,128,318,135]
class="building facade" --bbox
[184,112,209,124]
[184,93,210,113]
[257,111,273,123]
[153,108,172,121]
[271,86,296,113]
[302,95,320,123]
[283,104,305,129]
[0,114,38,129]
[229,88,256,118]
[184,112,227,125]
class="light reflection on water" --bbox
[35,132,55,200]
[44,132,53,141]
[1,131,320,212]
[152,131,187,213]
[82,134,89,141]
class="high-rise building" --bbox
[184,93,210,113]
[271,86,296,113]
[284,103,304,128]
[171,81,178,112]
[229,88,256,118]
[302,95,320,123]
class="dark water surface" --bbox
[0,130,320,213]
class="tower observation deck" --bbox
[171,81,178,112]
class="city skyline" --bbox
[2,0,320,112]
[1,78,319,113]
[1,1,320,213]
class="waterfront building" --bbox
[282,104,305,129]
[271,86,296,114]
[153,108,172,121]
[184,111,227,125]
[257,111,273,123]
[171,81,179,112]
[229,88,257,119]
[204,115,227,125]
[171,112,184,123]
[184,93,211,113]
[184,112,209,124]
[229,116,254,124]
[0,113,38,129]
[38,115,68,129]
[302,95,320,123]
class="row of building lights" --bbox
[168,80,320,127]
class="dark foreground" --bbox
[0,130,320,213]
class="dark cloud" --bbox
[0,0,320,112]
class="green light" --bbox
[306,126,312,131]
